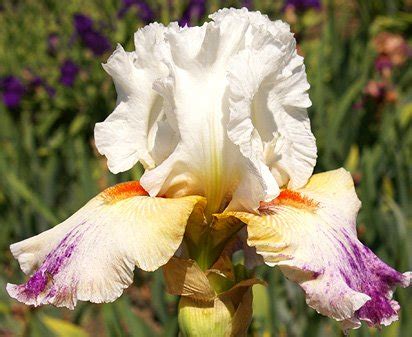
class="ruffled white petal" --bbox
[141,14,277,214]
[221,168,411,329]
[95,23,174,173]
[97,8,316,212]
[225,8,316,189]
[7,182,205,309]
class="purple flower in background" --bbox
[82,30,112,56]
[60,60,79,87]
[29,76,43,89]
[179,0,206,27]
[118,0,154,23]
[284,0,321,12]
[74,14,94,34]
[242,0,253,9]
[73,14,111,56]
[0,76,25,109]
[135,0,154,23]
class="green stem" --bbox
[192,230,220,270]
[186,219,244,271]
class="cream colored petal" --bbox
[222,169,410,330]
[7,182,205,309]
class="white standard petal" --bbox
[221,169,410,330]
[94,23,174,173]
[225,8,317,189]
[140,14,268,214]
[141,10,284,214]
[97,8,317,213]
[7,181,205,309]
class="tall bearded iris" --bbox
[7,8,410,335]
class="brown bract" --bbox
[162,257,264,337]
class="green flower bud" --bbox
[178,297,235,337]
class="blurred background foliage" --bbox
[0,0,411,336]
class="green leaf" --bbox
[40,315,89,337]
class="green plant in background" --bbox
[0,1,411,336]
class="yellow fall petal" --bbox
[218,168,411,329]
[7,182,206,309]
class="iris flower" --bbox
[0,76,25,109]
[7,8,410,335]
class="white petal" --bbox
[7,182,205,309]
[141,13,275,214]
[226,157,278,212]
[221,169,411,329]
[95,23,171,173]
[97,9,317,212]
[149,120,179,164]
[226,11,316,190]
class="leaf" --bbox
[0,300,10,314]
[40,315,89,337]
[114,297,158,337]
[0,160,58,224]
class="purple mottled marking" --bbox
[338,230,408,326]
[19,226,81,299]
[25,272,48,296]
[45,287,57,299]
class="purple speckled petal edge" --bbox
[7,225,84,309]
[339,230,410,328]
[234,169,411,331]
[278,220,411,331]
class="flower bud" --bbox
[163,257,261,337]
[178,297,235,337]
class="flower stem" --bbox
[193,230,219,270]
